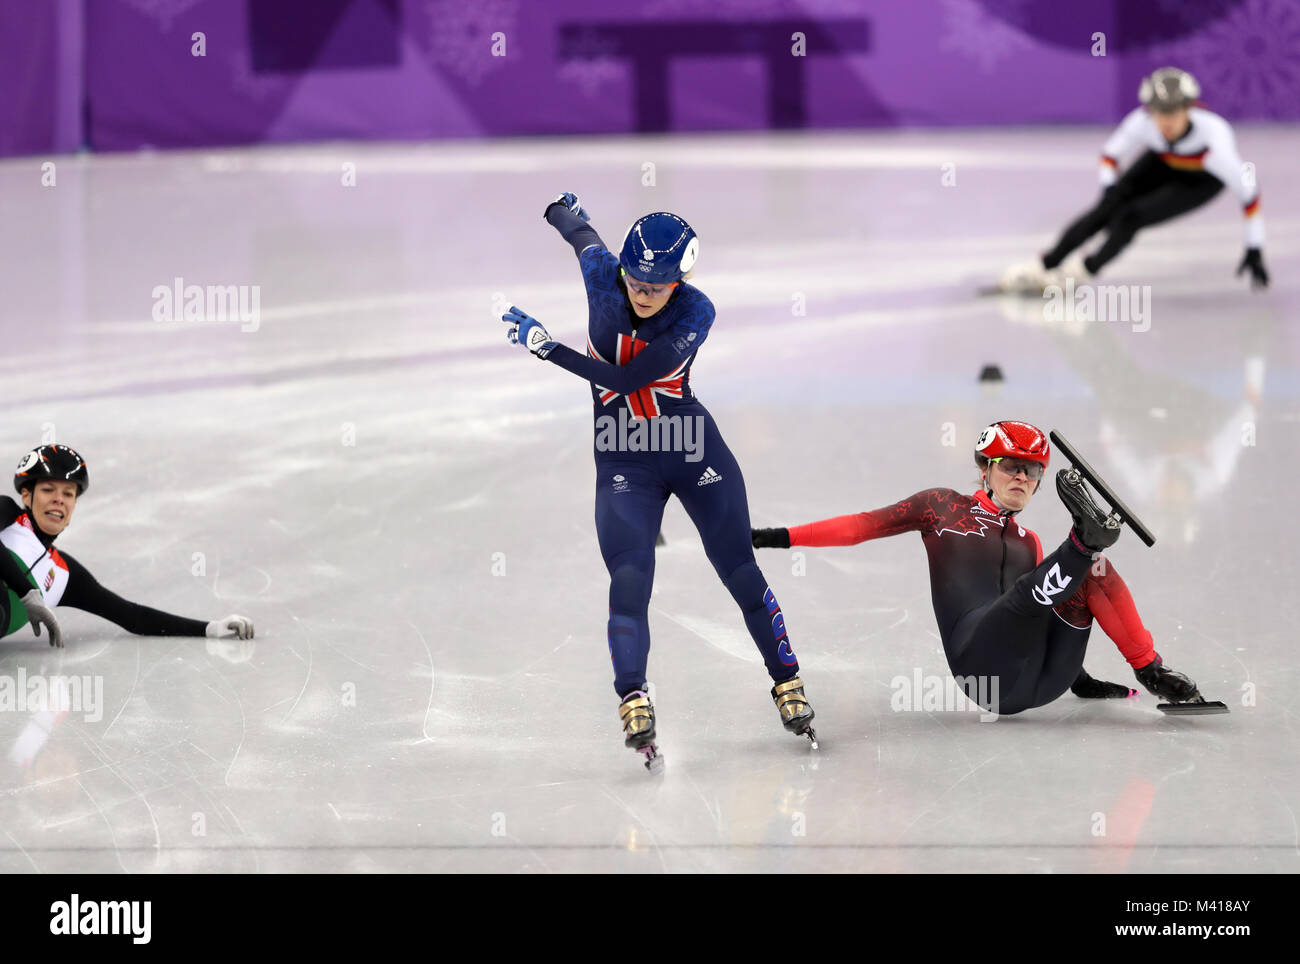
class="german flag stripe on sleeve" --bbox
[1244,195,1261,217]
[1100,155,1118,169]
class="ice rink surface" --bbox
[0,128,1296,872]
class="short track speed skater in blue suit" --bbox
[499,192,818,769]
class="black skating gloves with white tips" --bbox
[1134,653,1199,702]
[1237,247,1269,289]
[21,589,63,648]
[1070,667,1136,699]
[751,527,791,549]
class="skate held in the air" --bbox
[753,421,1225,719]
[1049,430,1227,715]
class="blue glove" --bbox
[502,305,556,358]
[545,192,589,222]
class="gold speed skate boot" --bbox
[771,676,818,749]
[618,690,663,771]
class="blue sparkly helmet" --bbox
[618,212,699,285]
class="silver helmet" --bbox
[1139,67,1200,113]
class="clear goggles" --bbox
[620,267,679,298]
[989,457,1045,481]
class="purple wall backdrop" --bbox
[0,0,82,156]
[4,0,1299,157]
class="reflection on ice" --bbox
[0,129,1296,872]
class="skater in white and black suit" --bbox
[0,444,254,649]
[1002,67,1268,291]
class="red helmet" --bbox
[974,420,1050,468]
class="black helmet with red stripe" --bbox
[14,444,89,496]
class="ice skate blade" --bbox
[978,284,1041,298]
[1157,700,1229,715]
[803,726,819,750]
[1049,430,1156,547]
[637,744,665,772]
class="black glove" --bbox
[751,527,790,549]
[1236,247,1268,289]
[1070,668,1135,699]
[1134,654,1199,702]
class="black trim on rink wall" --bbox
[0,874,1281,947]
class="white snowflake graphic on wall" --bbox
[1146,0,1300,119]
[557,26,626,101]
[425,0,519,87]
[938,0,1035,74]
